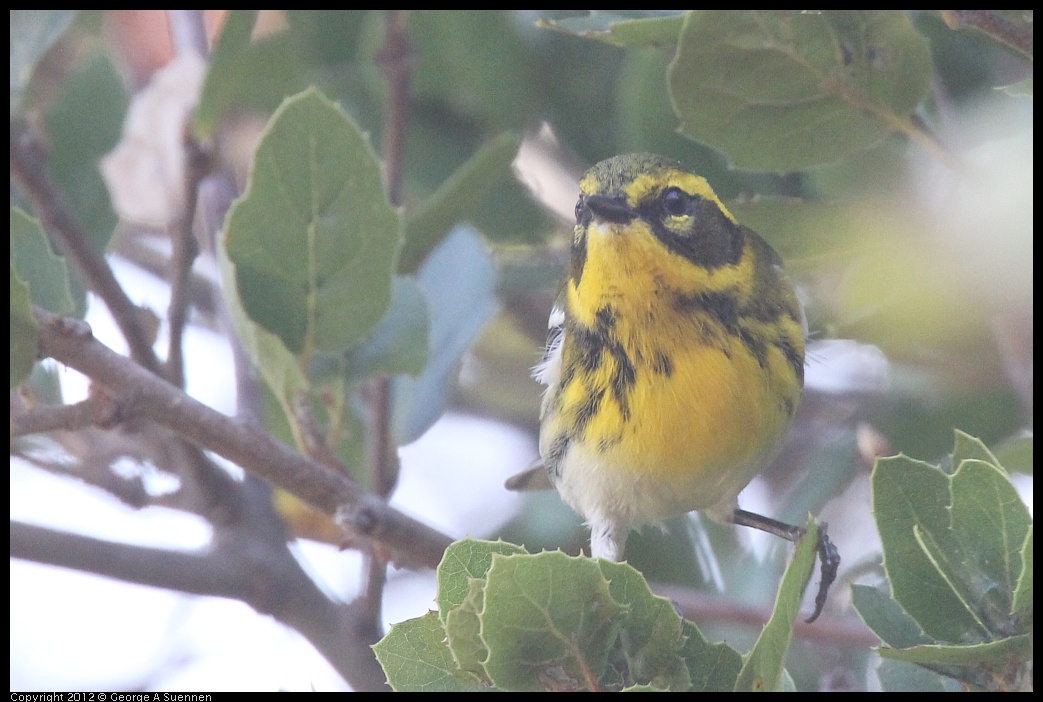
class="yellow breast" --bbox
[542,217,802,527]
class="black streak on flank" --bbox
[567,306,639,425]
[652,351,673,376]
[546,433,570,480]
[738,327,769,369]
[775,336,805,385]
[573,325,605,376]
[593,306,637,422]
[674,290,805,387]
[573,386,605,435]
[681,291,741,335]
[610,354,635,422]
[672,291,740,353]
[673,291,772,367]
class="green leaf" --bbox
[614,48,742,183]
[43,48,126,253]
[866,435,1032,690]
[195,10,310,140]
[10,10,76,112]
[877,634,1032,669]
[341,276,429,385]
[669,10,932,171]
[998,76,1032,97]
[9,207,75,315]
[873,436,1033,646]
[734,516,820,691]
[536,12,684,49]
[408,11,536,130]
[443,578,490,680]
[372,610,488,692]
[480,551,625,691]
[389,539,744,691]
[596,560,689,690]
[224,87,400,357]
[949,459,1031,630]
[217,224,308,426]
[284,10,369,65]
[10,262,38,388]
[910,524,991,636]
[1010,526,1031,625]
[393,226,498,444]
[436,538,528,619]
[876,634,1034,690]
[851,583,931,649]
[400,132,521,273]
[991,434,1033,476]
[194,9,258,139]
[678,620,742,692]
[872,454,988,643]
[952,429,1002,468]
[876,658,962,693]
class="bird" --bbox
[511,153,838,621]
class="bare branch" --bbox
[164,132,209,388]
[11,520,391,690]
[11,392,120,436]
[10,123,163,375]
[377,10,415,208]
[33,307,454,568]
[356,8,419,635]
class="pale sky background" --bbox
[10,256,535,692]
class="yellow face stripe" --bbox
[622,170,738,223]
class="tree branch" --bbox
[11,520,390,690]
[10,123,163,375]
[357,8,419,637]
[163,9,212,388]
[10,392,120,436]
[163,133,207,389]
[33,307,454,569]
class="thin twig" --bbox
[10,393,120,436]
[164,10,212,388]
[11,520,391,690]
[377,10,414,208]
[111,231,221,324]
[359,7,417,633]
[164,132,208,388]
[10,123,162,375]
[374,15,414,497]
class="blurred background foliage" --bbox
[11,10,1032,691]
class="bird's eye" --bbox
[662,187,689,217]
[575,198,584,222]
